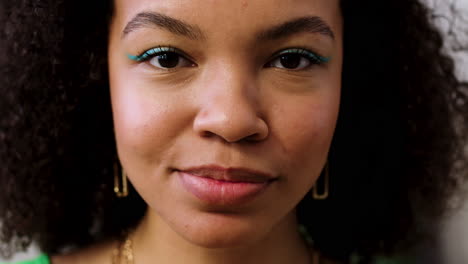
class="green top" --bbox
[0,254,50,264]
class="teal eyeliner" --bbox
[127,46,178,62]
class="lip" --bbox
[176,165,276,205]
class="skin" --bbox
[52,0,342,263]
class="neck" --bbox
[131,209,312,264]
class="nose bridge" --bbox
[212,65,255,109]
[193,63,269,143]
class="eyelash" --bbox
[127,46,330,69]
[269,48,330,66]
[127,46,190,62]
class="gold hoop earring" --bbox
[312,161,329,200]
[114,162,129,198]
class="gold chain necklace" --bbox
[112,234,134,264]
[111,234,320,264]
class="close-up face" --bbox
[108,0,342,248]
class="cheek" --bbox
[110,78,191,167]
[273,92,339,181]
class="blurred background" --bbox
[428,0,468,263]
[0,0,467,263]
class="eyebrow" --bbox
[257,16,335,41]
[122,12,335,42]
[122,12,204,40]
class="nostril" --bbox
[244,133,263,142]
[200,131,216,138]
[193,102,269,143]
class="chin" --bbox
[173,212,271,249]
[181,227,264,249]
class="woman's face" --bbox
[109,0,342,247]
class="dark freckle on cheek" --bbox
[241,0,248,9]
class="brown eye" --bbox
[149,52,194,69]
[268,54,312,70]
[266,48,329,70]
[279,54,304,69]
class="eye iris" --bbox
[157,52,179,68]
[279,54,302,69]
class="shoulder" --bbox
[49,240,117,264]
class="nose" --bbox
[193,68,269,143]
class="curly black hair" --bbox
[1,0,467,262]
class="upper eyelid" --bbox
[269,48,331,63]
[127,46,194,62]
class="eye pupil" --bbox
[279,54,301,69]
[157,52,179,68]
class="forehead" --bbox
[112,0,342,39]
